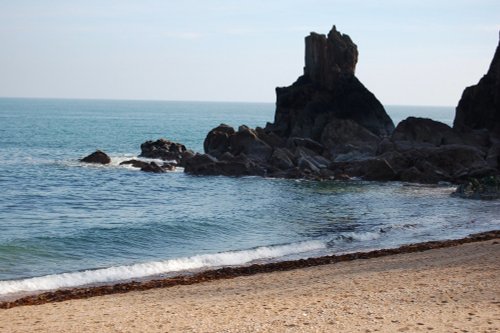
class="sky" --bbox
[0,0,499,106]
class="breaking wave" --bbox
[0,240,325,296]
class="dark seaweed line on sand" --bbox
[1,230,499,309]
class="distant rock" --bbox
[81,150,111,164]
[454,32,500,136]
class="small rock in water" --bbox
[120,159,176,172]
[120,159,149,168]
[80,150,111,164]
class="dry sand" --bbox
[1,239,499,333]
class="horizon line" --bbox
[0,96,456,108]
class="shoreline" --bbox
[1,229,499,309]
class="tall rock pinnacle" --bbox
[304,25,358,89]
[454,31,500,135]
[268,25,394,140]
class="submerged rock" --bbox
[452,176,500,200]
[80,150,111,164]
[120,159,150,169]
[120,159,176,173]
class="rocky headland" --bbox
[82,26,500,185]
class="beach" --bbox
[1,237,498,333]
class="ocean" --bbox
[0,98,498,298]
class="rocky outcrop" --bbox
[181,27,500,183]
[140,139,193,165]
[392,117,463,148]
[267,25,394,140]
[454,32,500,136]
[81,150,111,164]
[81,27,500,185]
[183,26,396,180]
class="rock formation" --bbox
[184,26,397,179]
[81,150,111,164]
[268,26,394,142]
[140,139,194,165]
[454,32,500,136]
[81,27,500,185]
[181,26,500,183]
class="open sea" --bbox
[0,98,498,298]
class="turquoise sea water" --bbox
[0,98,498,297]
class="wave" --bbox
[0,240,325,296]
[331,231,382,243]
[60,154,183,172]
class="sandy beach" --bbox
[1,238,499,333]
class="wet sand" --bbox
[1,236,499,332]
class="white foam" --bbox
[0,240,325,296]
[339,231,381,242]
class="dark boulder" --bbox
[120,159,150,169]
[229,126,273,162]
[454,31,500,136]
[216,154,266,177]
[140,162,166,173]
[320,118,381,160]
[391,145,494,183]
[203,124,235,158]
[179,150,195,167]
[255,127,286,148]
[203,124,274,163]
[294,146,330,170]
[330,158,396,181]
[183,154,219,175]
[392,117,463,147]
[287,137,325,155]
[270,148,295,170]
[81,150,111,164]
[140,139,191,164]
[183,153,265,177]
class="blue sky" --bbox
[0,0,498,105]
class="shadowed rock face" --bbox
[269,25,395,139]
[454,32,500,136]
